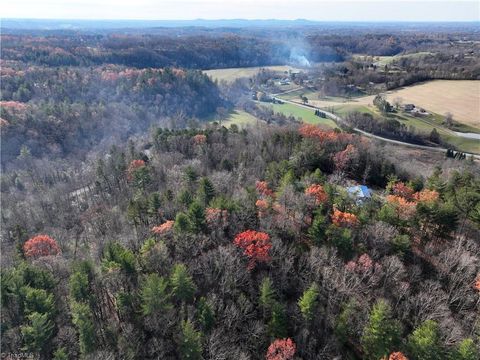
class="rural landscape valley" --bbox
[1,2,480,360]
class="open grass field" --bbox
[352,52,434,66]
[263,102,337,128]
[288,80,480,129]
[203,65,301,82]
[209,109,262,128]
[383,80,480,128]
[218,110,262,128]
[276,88,317,100]
[326,104,376,118]
[376,52,433,66]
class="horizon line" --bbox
[3,17,480,23]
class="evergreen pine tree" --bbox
[197,297,215,332]
[140,273,172,316]
[407,320,443,360]
[361,299,401,360]
[259,277,276,312]
[178,320,203,360]
[268,301,288,338]
[21,312,54,353]
[71,302,96,356]
[171,264,196,304]
[197,177,216,206]
[298,283,319,321]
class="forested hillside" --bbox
[1,123,479,359]
[1,64,223,166]
[1,23,480,360]
[0,33,343,69]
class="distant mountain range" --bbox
[2,18,479,30]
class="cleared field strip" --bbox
[263,102,338,128]
[218,110,263,128]
[203,65,301,82]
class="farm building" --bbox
[347,185,372,203]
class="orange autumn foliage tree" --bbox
[233,230,272,270]
[256,199,270,217]
[205,207,228,227]
[127,159,146,181]
[413,189,439,203]
[193,134,207,145]
[331,209,359,227]
[256,181,275,198]
[0,101,28,111]
[266,338,296,360]
[298,124,353,143]
[151,220,174,235]
[386,195,417,220]
[305,184,328,205]
[388,352,408,360]
[23,235,61,258]
[474,275,480,292]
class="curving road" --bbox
[272,97,480,160]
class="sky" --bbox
[2,0,479,22]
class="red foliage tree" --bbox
[233,230,272,270]
[392,182,415,200]
[333,144,358,172]
[346,253,374,273]
[331,209,359,227]
[266,338,296,360]
[23,235,61,258]
[305,184,328,205]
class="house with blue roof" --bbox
[347,185,372,203]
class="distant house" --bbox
[279,78,290,85]
[347,185,372,203]
[404,104,415,111]
[411,107,429,116]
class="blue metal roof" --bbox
[347,185,372,198]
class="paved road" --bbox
[273,97,480,159]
